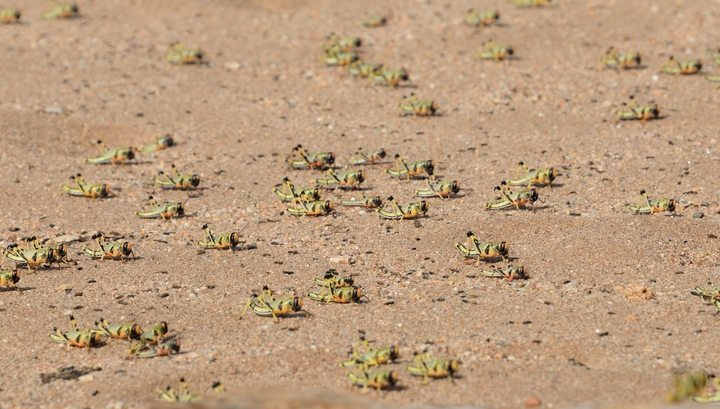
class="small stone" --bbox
[525,396,541,407]
[224,61,241,71]
[44,106,63,114]
[329,256,350,264]
[58,284,71,292]
[54,234,81,244]
[78,374,94,382]
[693,212,704,219]
[196,249,205,255]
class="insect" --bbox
[347,148,386,165]
[412,180,460,199]
[399,94,438,117]
[406,352,460,384]
[326,33,362,51]
[690,286,720,311]
[152,164,200,190]
[506,161,557,190]
[307,285,366,304]
[512,0,551,6]
[480,265,526,281]
[128,322,170,356]
[138,339,181,358]
[599,47,641,69]
[93,318,143,340]
[346,62,383,78]
[484,183,540,212]
[286,194,335,217]
[285,144,335,170]
[661,56,702,75]
[476,40,514,61]
[691,375,720,403]
[341,338,400,368]
[273,178,322,202]
[165,42,204,65]
[370,68,409,88]
[340,196,383,207]
[84,140,136,165]
[41,3,78,19]
[613,96,660,123]
[240,286,307,323]
[0,8,21,22]
[0,270,20,294]
[24,236,70,266]
[348,368,399,393]
[158,378,224,402]
[315,169,365,189]
[707,75,720,88]
[135,196,185,220]
[2,244,57,272]
[197,224,244,251]
[385,154,434,180]
[60,174,111,198]
[628,190,676,215]
[376,196,429,220]
[314,269,356,288]
[464,9,500,27]
[321,50,360,66]
[48,315,104,351]
[83,233,134,261]
[354,16,387,27]
[455,231,509,265]
[142,134,174,153]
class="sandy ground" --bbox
[1,0,720,407]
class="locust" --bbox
[346,62,383,78]
[480,265,526,281]
[127,322,170,356]
[0,8,21,22]
[613,96,660,123]
[48,315,104,351]
[464,9,500,27]
[2,243,58,272]
[138,339,181,358]
[315,169,365,189]
[158,379,224,402]
[135,196,184,220]
[376,196,428,220]
[662,56,702,75]
[84,140,136,165]
[314,269,356,288]
[476,40,514,61]
[406,352,460,384]
[354,16,387,27]
[285,144,335,170]
[165,42,204,65]
[273,177,322,202]
[152,164,200,190]
[399,94,437,117]
[240,286,307,323]
[455,231,509,265]
[307,285,366,304]
[0,270,21,294]
[93,318,143,341]
[326,33,362,51]
[370,68,409,88]
[142,134,174,153]
[340,196,383,208]
[341,337,400,368]
[348,368,399,393]
[628,190,676,215]
[41,3,78,19]
[25,237,70,266]
[412,180,460,199]
[385,154,434,180]
[484,182,540,212]
[709,47,720,65]
[286,193,335,217]
[61,174,111,199]
[197,224,244,251]
[706,75,720,88]
[599,47,641,69]
[347,148,386,165]
[321,50,359,66]
[513,0,551,6]
[506,161,557,190]
[83,233,135,260]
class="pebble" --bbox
[43,106,63,114]
[224,61,241,71]
[693,212,704,219]
[54,234,81,244]
[526,397,542,407]
[78,374,94,382]
[329,256,350,264]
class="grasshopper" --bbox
[83,233,134,260]
[41,3,78,19]
[614,96,660,123]
[48,315,104,351]
[628,190,676,215]
[599,47,641,69]
[286,193,335,217]
[513,0,551,6]
[340,196,383,207]
[25,236,70,266]
[662,56,702,75]
[476,40,514,61]
[2,243,58,272]
[706,75,720,88]
[158,378,223,402]
[322,50,359,66]
[341,338,400,368]
[314,269,356,288]
[348,368,399,392]
[152,164,200,190]
[142,134,174,153]
[285,144,335,170]
[138,339,181,358]
[376,196,428,220]
[165,42,204,65]
[385,154,434,180]
[480,265,526,281]
[315,169,365,189]
[406,352,460,384]
[399,94,437,117]
[84,140,136,165]
[0,8,21,22]
[709,47,720,65]
[61,174,111,198]
[127,322,169,356]
[354,16,387,27]
[307,285,366,304]
[240,286,307,323]
[412,180,460,199]
[0,270,20,294]
[347,148,386,165]
[273,177,322,202]
[455,231,509,265]
[325,33,362,51]
[135,196,184,220]
[506,161,557,190]
[484,182,540,212]
[197,224,244,251]
[370,68,409,88]
[93,318,143,341]
[346,62,383,78]
[691,375,720,403]
[464,9,500,27]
